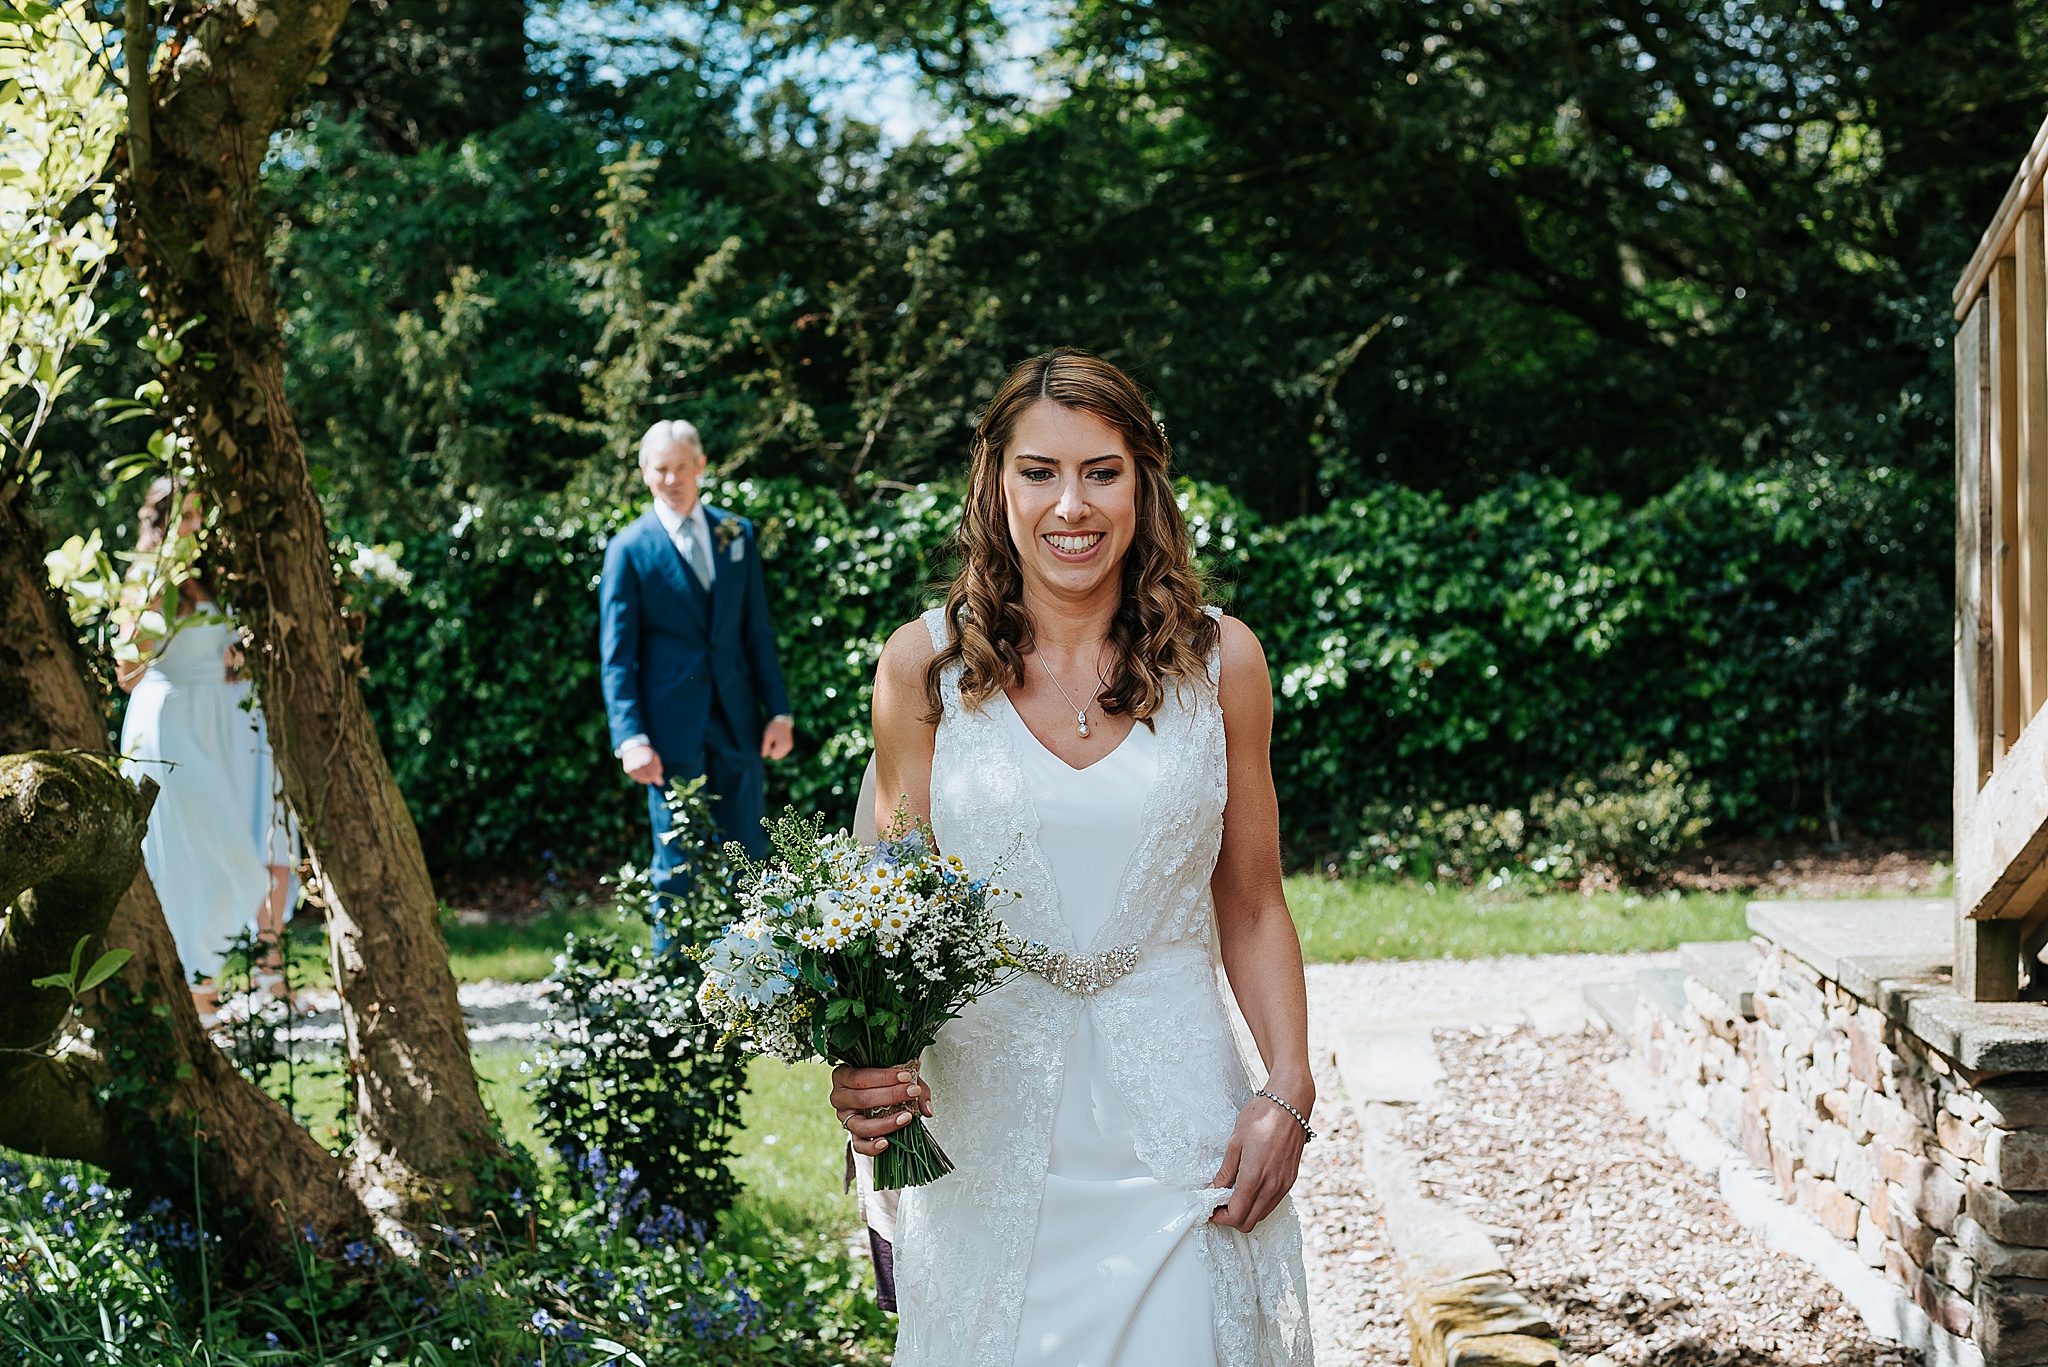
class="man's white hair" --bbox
[638,419,702,466]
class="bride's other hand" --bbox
[1208,1088,1309,1231]
[830,1063,934,1156]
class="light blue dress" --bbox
[120,611,291,982]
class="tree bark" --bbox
[120,0,502,1222]
[0,483,370,1262]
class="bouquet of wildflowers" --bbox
[696,810,1023,1189]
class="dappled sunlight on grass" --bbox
[727,1058,862,1241]
[442,904,648,983]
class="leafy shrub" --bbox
[531,780,751,1233]
[356,461,1946,878]
[1532,752,1712,885]
[1348,752,1711,888]
[1349,802,1529,885]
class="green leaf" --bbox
[590,1340,645,1367]
[30,971,73,993]
[77,948,133,994]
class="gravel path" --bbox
[1304,952,1677,1051]
[215,980,558,1046]
[1299,956,1917,1366]
[1354,1024,1908,1366]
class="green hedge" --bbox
[357,462,1947,875]
[357,481,958,870]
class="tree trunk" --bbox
[119,0,502,1222]
[0,480,370,1263]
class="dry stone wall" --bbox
[1637,938,2048,1367]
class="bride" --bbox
[832,349,1316,1366]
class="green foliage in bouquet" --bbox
[696,811,1022,1189]
[530,778,751,1235]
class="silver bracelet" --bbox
[1254,1088,1315,1142]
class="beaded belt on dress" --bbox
[1017,943,1140,995]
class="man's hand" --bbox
[621,741,664,787]
[761,716,794,760]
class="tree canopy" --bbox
[29,0,2032,856]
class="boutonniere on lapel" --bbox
[713,516,746,563]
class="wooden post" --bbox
[2015,205,2048,722]
[1961,295,1994,789]
[1996,257,2023,754]
[1961,920,2024,1002]
[1959,293,2024,1001]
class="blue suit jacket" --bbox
[599,503,791,769]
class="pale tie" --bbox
[684,518,713,589]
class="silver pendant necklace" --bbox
[1037,648,1110,739]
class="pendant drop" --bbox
[1076,712,1091,739]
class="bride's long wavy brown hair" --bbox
[925,349,1219,722]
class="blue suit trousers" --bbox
[646,700,764,945]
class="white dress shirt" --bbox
[653,496,715,586]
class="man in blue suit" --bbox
[600,421,793,901]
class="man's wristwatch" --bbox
[770,714,794,726]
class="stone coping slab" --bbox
[1746,899,1954,999]
[1746,899,2048,1074]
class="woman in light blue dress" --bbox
[118,480,297,1014]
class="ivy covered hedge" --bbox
[357,461,1947,876]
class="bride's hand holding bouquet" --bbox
[695,809,1021,1189]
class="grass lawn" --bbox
[1284,875,1753,962]
[726,1059,858,1237]
[442,905,650,982]
[428,880,1763,986]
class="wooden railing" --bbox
[1953,113,2048,1001]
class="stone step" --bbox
[1636,967,1689,1024]
[1583,981,1638,1034]
[1679,940,1760,1020]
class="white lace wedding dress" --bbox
[894,607,1313,1367]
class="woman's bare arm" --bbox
[1207,614,1315,1232]
[834,618,942,1154]
[869,617,939,836]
